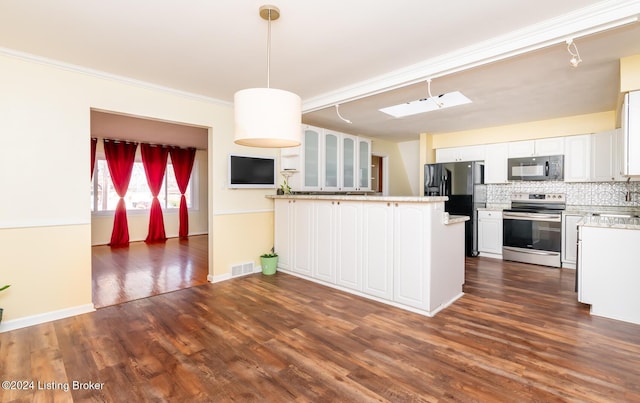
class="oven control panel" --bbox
[511,193,565,203]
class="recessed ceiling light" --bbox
[379,91,472,118]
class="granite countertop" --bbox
[445,215,470,225]
[565,205,640,215]
[267,195,448,203]
[578,215,640,230]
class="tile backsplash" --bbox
[486,181,640,207]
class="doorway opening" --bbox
[371,154,389,195]
[90,110,210,308]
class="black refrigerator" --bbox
[424,161,485,257]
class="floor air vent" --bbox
[231,262,254,277]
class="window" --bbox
[91,157,195,212]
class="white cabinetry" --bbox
[578,225,640,324]
[623,90,640,176]
[477,210,503,257]
[592,129,624,181]
[272,197,466,317]
[361,202,394,299]
[322,130,340,191]
[274,199,293,270]
[436,145,485,163]
[562,213,583,269]
[564,135,591,182]
[508,138,564,157]
[314,200,336,283]
[292,200,314,276]
[284,126,371,192]
[358,139,372,191]
[393,203,431,310]
[335,201,362,291]
[299,127,322,191]
[484,143,509,184]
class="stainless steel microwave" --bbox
[507,155,564,181]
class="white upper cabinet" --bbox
[300,126,322,191]
[323,130,341,191]
[436,145,485,163]
[591,129,624,182]
[358,138,372,191]
[508,138,564,157]
[282,125,372,192]
[341,134,357,191]
[564,135,591,182]
[483,143,509,184]
[623,91,640,176]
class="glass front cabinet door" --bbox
[341,134,357,191]
[323,131,340,191]
[358,139,372,191]
[302,127,321,190]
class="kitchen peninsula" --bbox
[268,195,469,317]
[578,215,640,325]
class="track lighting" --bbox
[427,79,444,108]
[566,39,582,68]
[335,104,352,124]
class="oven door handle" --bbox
[503,246,559,256]
[503,212,561,222]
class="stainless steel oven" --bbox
[502,193,565,267]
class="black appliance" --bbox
[507,155,564,181]
[502,193,565,267]
[424,161,485,256]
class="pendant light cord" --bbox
[266,9,272,88]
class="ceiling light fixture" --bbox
[379,79,472,118]
[427,79,444,108]
[566,39,582,68]
[335,104,352,124]
[234,5,302,148]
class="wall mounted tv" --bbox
[228,154,276,188]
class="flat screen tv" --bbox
[228,154,276,188]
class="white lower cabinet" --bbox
[393,203,430,310]
[562,213,584,268]
[361,202,394,299]
[314,200,336,283]
[292,200,315,276]
[478,210,503,256]
[273,198,465,316]
[335,201,362,291]
[274,199,293,270]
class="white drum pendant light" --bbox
[234,5,301,148]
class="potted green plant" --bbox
[260,252,278,275]
[279,178,291,195]
[0,284,10,324]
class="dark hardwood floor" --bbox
[91,235,209,308]
[2,254,640,402]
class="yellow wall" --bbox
[371,138,413,196]
[212,212,274,277]
[0,52,278,326]
[431,111,615,149]
[0,225,91,321]
[91,149,209,245]
[620,54,640,92]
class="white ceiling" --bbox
[1,1,640,142]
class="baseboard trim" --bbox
[0,303,96,333]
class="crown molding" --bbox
[0,47,232,106]
[302,0,640,113]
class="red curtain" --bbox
[141,143,169,243]
[169,147,196,238]
[104,140,138,247]
[90,138,97,178]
